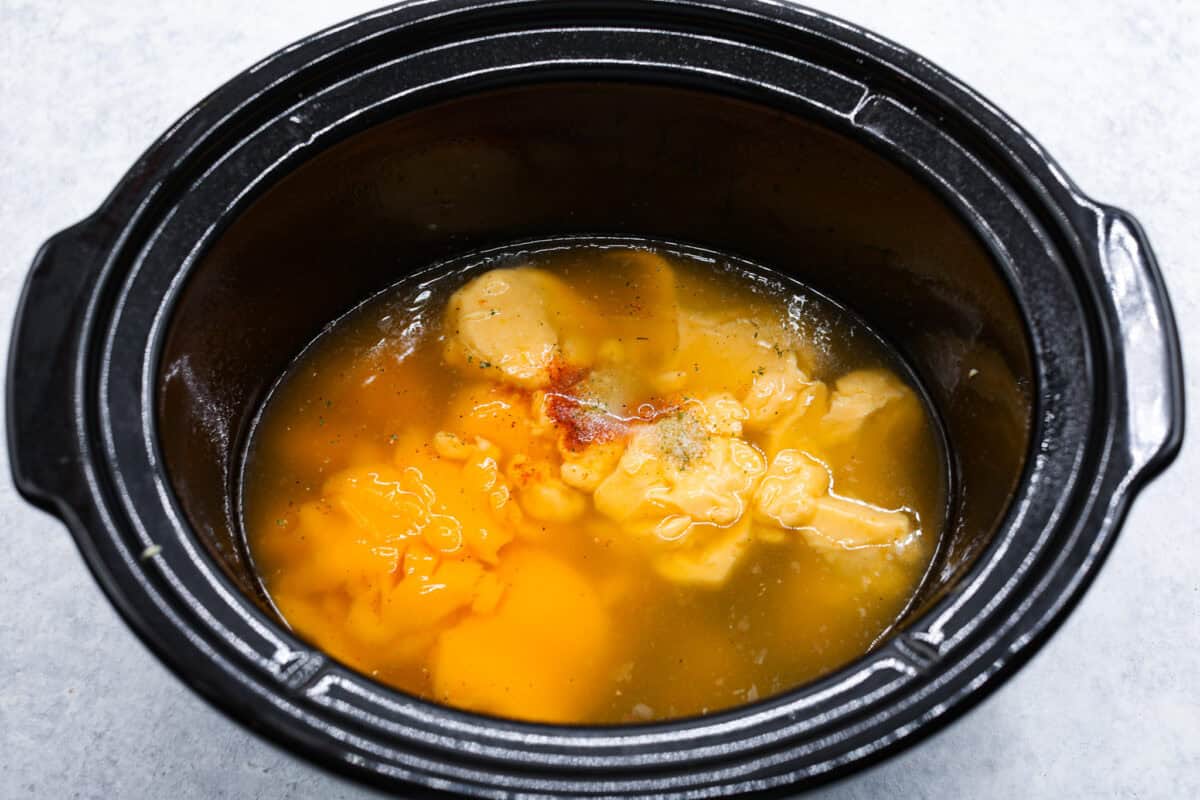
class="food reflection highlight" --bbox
[244,246,946,723]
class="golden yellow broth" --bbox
[243,244,945,724]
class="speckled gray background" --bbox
[1,1,1197,798]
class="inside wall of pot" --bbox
[159,82,1031,639]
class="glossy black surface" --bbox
[7,2,1183,797]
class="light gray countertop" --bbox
[1,2,1196,797]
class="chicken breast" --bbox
[820,368,916,446]
[752,448,917,560]
[443,267,599,388]
[591,250,681,370]
[743,353,820,432]
[593,395,767,586]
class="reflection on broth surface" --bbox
[243,242,946,724]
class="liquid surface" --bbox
[243,242,945,724]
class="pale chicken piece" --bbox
[759,380,831,458]
[443,267,599,389]
[742,353,819,431]
[809,368,927,505]
[594,395,763,537]
[753,448,830,532]
[760,367,923,461]
[655,518,753,588]
[703,393,751,437]
[593,396,767,586]
[595,250,681,370]
[799,494,922,600]
[671,304,816,397]
[752,448,917,556]
[491,249,680,377]
[804,496,915,554]
[820,368,917,446]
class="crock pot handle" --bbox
[1090,205,1185,476]
[7,219,107,520]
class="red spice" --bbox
[547,394,628,452]
[543,357,682,451]
[546,358,587,388]
[544,357,622,451]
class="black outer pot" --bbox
[7,2,1183,797]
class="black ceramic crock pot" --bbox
[8,1,1184,797]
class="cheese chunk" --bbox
[430,547,611,723]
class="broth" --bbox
[242,241,946,724]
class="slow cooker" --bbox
[7,1,1183,796]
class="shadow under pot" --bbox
[7,2,1182,798]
